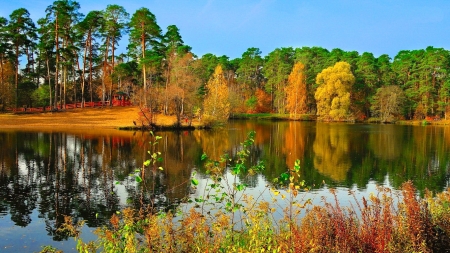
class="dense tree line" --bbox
[1,1,450,122]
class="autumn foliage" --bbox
[58,180,450,253]
[202,65,230,125]
[315,61,355,121]
[285,62,308,117]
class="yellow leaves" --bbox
[315,61,355,121]
[203,65,230,124]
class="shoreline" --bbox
[0,106,205,131]
[1,107,450,131]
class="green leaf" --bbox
[191,178,199,186]
[143,160,150,166]
[201,153,208,161]
[158,166,164,171]
[135,176,143,183]
[194,198,204,203]
[280,172,290,182]
[236,184,246,191]
[294,159,301,172]
[155,136,162,140]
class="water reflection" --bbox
[313,123,351,181]
[0,122,449,250]
[369,124,403,160]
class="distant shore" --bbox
[1,107,449,132]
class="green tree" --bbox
[193,53,220,98]
[129,7,162,91]
[101,4,129,104]
[36,16,56,107]
[263,47,295,113]
[0,16,13,110]
[203,65,230,125]
[44,0,83,108]
[354,52,379,117]
[315,61,355,121]
[370,85,406,122]
[377,54,396,87]
[236,47,264,99]
[295,46,332,112]
[438,79,450,119]
[8,8,37,107]
[78,10,103,105]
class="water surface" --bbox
[0,121,449,251]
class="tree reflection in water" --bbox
[0,130,197,241]
[0,122,449,248]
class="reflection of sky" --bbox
[185,170,398,223]
[0,209,96,253]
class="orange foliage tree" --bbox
[285,62,308,118]
[252,88,272,113]
[315,61,355,121]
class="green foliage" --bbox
[245,95,257,110]
[31,83,49,107]
[371,85,406,122]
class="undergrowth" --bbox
[43,132,450,253]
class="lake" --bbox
[0,120,449,252]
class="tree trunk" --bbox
[54,14,59,110]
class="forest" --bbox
[1,1,450,123]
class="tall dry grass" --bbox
[48,181,450,253]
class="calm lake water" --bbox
[1,120,449,252]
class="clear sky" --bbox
[1,0,450,59]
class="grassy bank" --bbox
[0,106,206,130]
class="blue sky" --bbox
[1,0,450,59]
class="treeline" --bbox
[1,1,450,122]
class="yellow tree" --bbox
[315,61,355,121]
[285,62,307,118]
[203,65,230,125]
